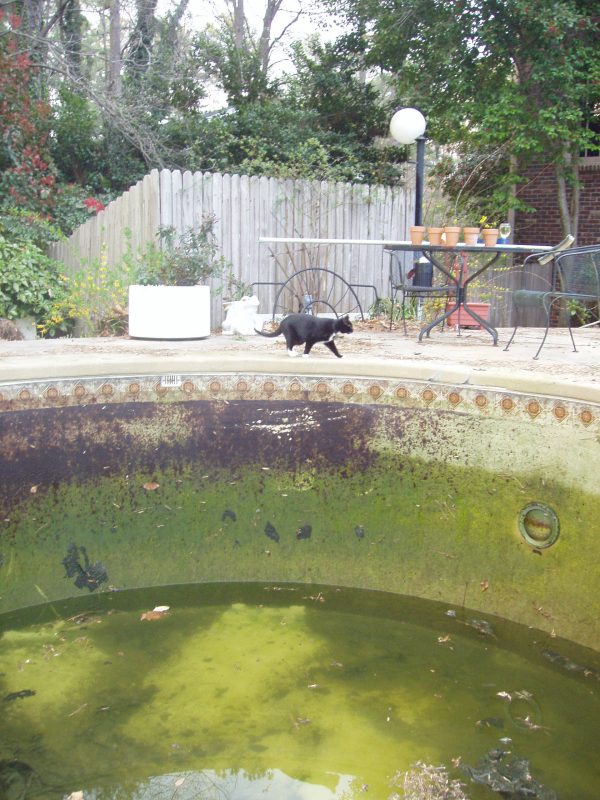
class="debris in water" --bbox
[463,618,496,637]
[463,748,558,799]
[445,609,457,617]
[222,509,236,522]
[264,522,280,543]
[542,649,599,679]
[140,607,169,621]
[3,689,36,702]
[294,717,311,727]
[62,543,108,592]
[476,717,504,729]
[515,715,551,732]
[303,592,325,603]
[296,524,312,540]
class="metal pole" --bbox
[415,136,426,226]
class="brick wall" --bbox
[515,159,600,246]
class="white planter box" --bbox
[128,285,211,339]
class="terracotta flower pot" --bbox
[443,226,461,247]
[482,228,499,247]
[409,225,426,245]
[427,226,443,245]
[463,227,480,245]
[446,302,491,329]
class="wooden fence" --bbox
[49,169,413,327]
[48,168,546,329]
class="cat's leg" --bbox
[303,340,315,357]
[283,332,298,357]
[324,340,342,358]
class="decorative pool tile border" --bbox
[0,373,598,431]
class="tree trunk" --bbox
[259,0,283,73]
[127,0,159,75]
[60,0,84,82]
[555,142,580,242]
[108,0,122,99]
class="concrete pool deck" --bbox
[1,323,599,403]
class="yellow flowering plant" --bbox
[38,242,134,337]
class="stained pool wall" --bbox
[1,371,599,650]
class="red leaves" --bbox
[83,197,106,214]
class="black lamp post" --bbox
[389,107,427,227]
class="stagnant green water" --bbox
[1,584,599,800]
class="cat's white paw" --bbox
[287,350,298,357]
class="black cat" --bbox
[255,313,353,358]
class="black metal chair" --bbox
[386,249,456,334]
[504,240,600,359]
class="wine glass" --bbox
[498,222,511,242]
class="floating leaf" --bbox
[480,580,489,592]
[143,481,160,491]
[140,609,169,621]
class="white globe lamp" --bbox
[389,107,427,145]
[390,107,427,226]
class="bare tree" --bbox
[108,0,121,98]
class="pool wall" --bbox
[1,368,599,649]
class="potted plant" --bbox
[0,231,67,339]
[479,216,499,246]
[128,215,226,339]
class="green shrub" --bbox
[134,216,227,286]
[0,232,67,324]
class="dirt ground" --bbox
[1,318,599,385]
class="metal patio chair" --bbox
[386,249,456,334]
[504,239,600,359]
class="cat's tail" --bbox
[254,324,282,338]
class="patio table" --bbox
[386,242,553,345]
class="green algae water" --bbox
[1,585,600,799]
